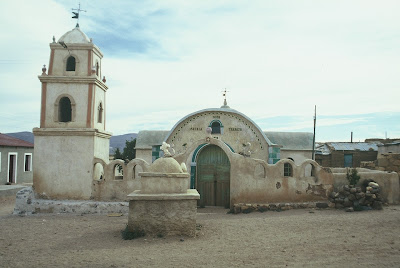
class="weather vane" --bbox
[72,3,86,27]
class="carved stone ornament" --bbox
[160,142,175,157]
[42,65,47,75]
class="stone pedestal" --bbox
[127,189,200,237]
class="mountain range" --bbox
[4,131,137,155]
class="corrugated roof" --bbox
[135,130,169,149]
[264,132,314,151]
[328,142,378,151]
[0,133,34,148]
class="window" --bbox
[284,163,292,177]
[152,145,162,162]
[24,153,32,172]
[59,97,72,122]
[8,153,17,184]
[66,56,76,71]
[211,121,221,134]
[98,103,103,123]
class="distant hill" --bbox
[109,133,137,154]
[4,131,137,155]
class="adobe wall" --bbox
[91,139,400,206]
[361,153,400,174]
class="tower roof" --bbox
[58,25,90,44]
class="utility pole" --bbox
[312,105,316,160]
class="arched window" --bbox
[97,103,103,123]
[59,97,72,122]
[211,121,221,134]
[284,163,292,177]
[66,56,76,71]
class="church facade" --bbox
[31,25,398,208]
[32,25,332,207]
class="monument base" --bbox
[127,189,200,237]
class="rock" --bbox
[348,194,356,201]
[372,201,383,210]
[336,198,344,204]
[316,202,329,209]
[371,189,380,194]
[355,192,365,199]
[366,186,373,192]
[343,198,353,207]
[350,188,357,194]
[369,182,379,188]
[307,203,316,209]
[355,187,362,193]
[335,203,344,209]
[233,206,241,214]
[365,193,373,199]
[345,207,354,212]
[344,185,350,192]
[359,198,366,206]
[269,204,277,210]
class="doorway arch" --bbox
[196,145,230,208]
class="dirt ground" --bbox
[1,197,400,268]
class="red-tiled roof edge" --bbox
[0,133,34,148]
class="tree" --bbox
[122,138,136,161]
[114,147,122,160]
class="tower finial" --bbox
[221,88,230,108]
[72,2,86,27]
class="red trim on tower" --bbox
[48,49,55,75]
[40,83,47,127]
[87,50,92,76]
[104,93,106,130]
[87,84,93,128]
[92,86,96,126]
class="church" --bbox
[32,24,398,209]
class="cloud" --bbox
[1,0,399,141]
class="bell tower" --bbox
[33,25,111,200]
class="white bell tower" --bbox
[33,25,111,200]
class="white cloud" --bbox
[0,0,399,140]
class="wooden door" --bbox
[197,145,230,208]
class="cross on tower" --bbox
[72,3,87,27]
[222,88,230,107]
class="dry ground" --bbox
[1,197,400,268]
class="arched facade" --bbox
[164,108,276,163]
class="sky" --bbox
[0,0,399,142]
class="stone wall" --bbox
[330,168,399,204]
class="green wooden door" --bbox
[197,145,230,208]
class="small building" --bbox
[0,133,34,185]
[315,142,379,168]
[377,140,400,155]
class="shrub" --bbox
[346,168,361,186]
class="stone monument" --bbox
[127,142,200,237]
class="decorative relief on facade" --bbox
[166,110,268,161]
